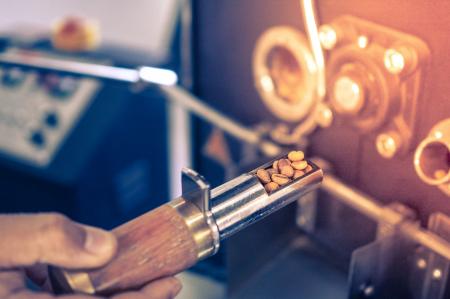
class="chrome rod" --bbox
[160,85,281,157]
[322,174,450,260]
[0,49,282,157]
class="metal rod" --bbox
[159,85,281,157]
[322,174,450,260]
[0,50,140,82]
[0,50,281,157]
[300,0,326,100]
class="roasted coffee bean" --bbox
[256,169,271,184]
[280,165,294,178]
[277,159,291,170]
[292,160,308,170]
[288,151,304,162]
[265,182,279,193]
[267,168,278,176]
[293,170,305,179]
[272,160,279,171]
[271,173,290,185]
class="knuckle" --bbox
[40,213,72,243]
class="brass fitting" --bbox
[414,119,450,196]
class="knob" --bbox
[2,67,26,87]
[30,130,45,147]
[41,73,78,98]
[44,111,59,128]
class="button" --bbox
[2,67,26,87]
[50,76,78,98]
[30,130,45,147]
[44,111,59,128]
[54,76,78,97]
[39,73,78,98]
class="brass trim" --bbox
[64,272,95,294]
[49,267,95,295]
[169,197,218,260]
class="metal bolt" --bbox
[360,284,375,298]
[416,258,427,269]
[434,131,444,139]
[318,25,337,50]
[384,48,405,74]
[260,75,274,92]
[298,216,307,226]
[376,133,401,159]
[316,106,333,128]
[357,35,369,49]
[433,268,443,280]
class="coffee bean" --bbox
[293,170,305,179]
[288,151,304,162]
[280,165,294,178]
[277,159,291,171]
[292,160,308,170]
[267,168,278,176]
[256,169,271,184]
[271,173,290,185]
[265,182,279,193]
[273,160,279,171]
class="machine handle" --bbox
[50,199,215,295]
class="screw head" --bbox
[376,133,401,159]
[357,35,369,49]
[260,75,274,92]
[433,269,443,280]
[318,25,337,50]
[316,106,333,128]
[416,258,427,269]
[384,49,405,74]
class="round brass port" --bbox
[414,119,450,196]
[253,26,318,122]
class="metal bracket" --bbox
[348,203,417,299]
[296,157,332,233]
[409,213,450,299]
[181,167,220,254]
[182,167,211,214]
[296,189,318,233]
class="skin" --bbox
[0,213,182,299]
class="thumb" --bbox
[0,213,117,269]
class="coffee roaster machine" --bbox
[0,1,449,298]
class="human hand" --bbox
[0,213,182,299]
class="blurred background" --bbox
[0,1,449,298]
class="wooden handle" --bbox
[50,198,216,295]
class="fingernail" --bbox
[84,228,115,255]
[171,279,182,298]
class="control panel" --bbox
[0,49,100,167]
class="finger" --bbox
[112,277,182,299]
[4,290,102,299]
[0,270,97,299]
[0,214,117,269]
[0,270,24,297]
